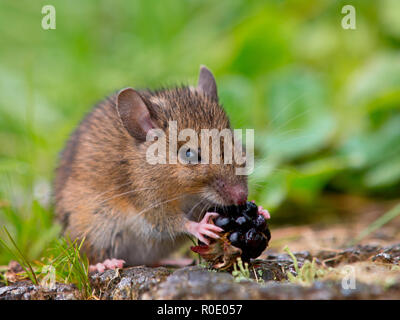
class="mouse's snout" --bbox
[215,179,248,205]
[229,184,248,205]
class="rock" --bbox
[316,244,383,266]
[372,244,400,264]
[146,266,393,300]
[148,266,251,299]
[0,281,79,300]
[90,266,171,300]
[2,243,400,300]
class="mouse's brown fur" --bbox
[54,66,248,266]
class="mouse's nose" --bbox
[222,184,247,205]
[228,184,248,205]
[215,179,248,205]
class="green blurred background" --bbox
[1,0,400,264]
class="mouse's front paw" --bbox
[251,200,270,220]
[89,258,125,273]
[185,212,223,245]
[258,206,270,220]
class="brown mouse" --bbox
[54,66,268,272]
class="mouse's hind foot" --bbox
[89,258,125,273]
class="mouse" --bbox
[54,66,270,272]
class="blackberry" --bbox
[235,216,250,229]
[254,214,267,232]
[242,201,258,219]
[191,201,271,269]
[213,201,271,261]
[228,231,244,247]
[214,216,236,231]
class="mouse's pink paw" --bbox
[185,212,223,245]
[89,258,125,273]
[252,200,270,220]
[258,206,270,219]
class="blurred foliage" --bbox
[0,0,400,263]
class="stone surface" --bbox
[90,266,171,300]
[1,243,399,300]
[0,281,79,300]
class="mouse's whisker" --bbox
[99,188,159,204]
[192,198,208,219]
[131,194,188,221]
[249,183,263,191]
[57,182,155,215]
[96,187,158,206]
[54,182,141,215]
[187,199,205,217]
[265,109,313,138]
[88,181,136,199]
[250,159,299,175]
[265,92,308,129]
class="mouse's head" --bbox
[116,66,248,212]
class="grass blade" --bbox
[0,226,38,284]
[352,203,400,245]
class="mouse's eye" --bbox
[179,147,201,164]
[186,149,195,158]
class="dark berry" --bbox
[203,201,271,263]
[214,216,235,231]
[248,237,267,259]
[235,216,249,229]
[228,205,241,217]
[229,231,244,247]
[244,228,263,249]
[243,201,258,218]
[254,214,267,231]
[264,226,271,242]
[214,205,237,218]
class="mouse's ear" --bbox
[197,65,218,102]
[117,88,156,141]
